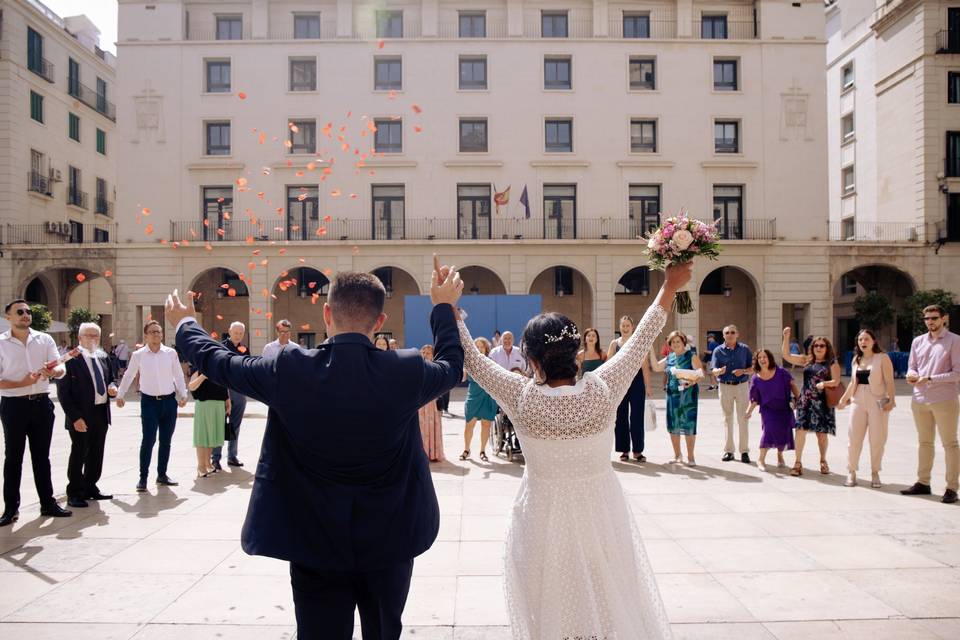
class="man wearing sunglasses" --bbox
[903,304,960,504]
[0,299,72,526]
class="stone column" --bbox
[249,265,269,354]
[595,254,614,338]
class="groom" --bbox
[166,261,465,639]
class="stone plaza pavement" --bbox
[1,383,960,639]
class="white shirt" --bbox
[0,329,63,397]
[490,344,526,372]
[262,339,288,360]
[116,344,187,400]
[115,342,129,361]
[82,351,109,405]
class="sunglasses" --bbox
[813,344,827,349]
[13,309,31,316]
[924,317,941,322]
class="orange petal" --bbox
[75,273,86,282]
[412,104,422,114]
[103,270,113,278]
[377,39,385,49]
[238,91,247,99]
[227,288,237,297]
[141,207,151,216]
[145,224,154,235]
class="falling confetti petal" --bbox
[236,177,248,187]
[238,345,248,353]
[262,167,271,175]
[289,123,299,133]
[377,39,385,49]
[414,126,423,133]
[145,224,154,235]
[258,132,266,145]
[216,314,224,320]
[301,324,311,330]
[75,273,86,282]
[323,215,332,222]
[246,235,255,244]
[238,91,247,100]
[228,288,237,297]
[412,104,422,114]
[205,243,213,251]
[141,207,151,216]
[103,270,113,278]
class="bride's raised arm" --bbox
[457,319,526,416]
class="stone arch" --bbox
[612,265,676,344]
[698,265,760,349]
[529,265,594,332]
[188,267,251,340]
[832,263,917,355]
[460,265,508,296]
[16,267,117,344]
[270,266,331,348]
[370,265,420,347]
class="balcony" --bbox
[67,188,88,210]
[694,19,758,40]
[28,56,55,83]
[27,171,52,196]
[68,80,116,121]
[95,197,113,217]
[937,29,960,54]
[828,221,926,243]
[608,18,678,39]
[4,223,116,245]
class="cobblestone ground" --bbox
[1,382,960,639]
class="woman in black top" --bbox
[188,369,230,478]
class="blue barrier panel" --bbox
[403,295,543,349]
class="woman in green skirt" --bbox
[188,368,230,478]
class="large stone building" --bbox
[0,0,118,333]
[2,0,956,357]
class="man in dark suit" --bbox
[165,260,464,640]
[57,322,118,507]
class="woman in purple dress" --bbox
[745,349,800,472]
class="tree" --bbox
[67,307,100,344]
[901,289,957,335]
[28,304,52,332]
[853,291,895,331]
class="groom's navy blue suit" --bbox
[175,303,463,639]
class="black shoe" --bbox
[40,503,72,517]
[722,453,735,462]
[156,475,178,486]
[67,497,89,508]
[900,482,932,496]
[0,510,18,527]
[211,461,223,472]
[227,458,244,467]
[943,489,958,504]
[87,492,113,501]
[136,479,148,492]
[741,453,751,464]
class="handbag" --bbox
[644,400,658,432]
[824,383,844,409]
[224,413,238,441]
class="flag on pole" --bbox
[519,185,530,219]
[493,185,511,215]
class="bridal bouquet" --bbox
[646,212,722,314]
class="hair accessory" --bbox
[543,325,581,344]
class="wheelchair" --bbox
[490,409,523,462]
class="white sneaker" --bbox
[844,472,857,487]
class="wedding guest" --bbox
[418,345,445,462]
[901,305,960,503]
[374,335,389,351]
[837,329,895,488]
[650,331,702,466]
[57,322,118,508]
[492,330,502,348]
[115,339,129,373]
[781,328,842,476]
[577,328,606,376]
[607,317,650,462]
[188,367,229,478]
[388,338,399,351]
[436,389,452,417]
[490,331,525,371]
[212,321,247,470]
[710,325,753,463]
[461,337,497,461]
[262,319,293,359]
[116,320,188,492]
[745,349,798,472]
[0,299,72,526]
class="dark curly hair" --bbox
[521,312,581,383]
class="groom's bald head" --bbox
[327,271,386,332]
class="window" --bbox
[372,185,405,240]
[544,56,572,89]
[286,186,319,240]
[69,113,80,142]
[206,121,231,155]
[713,185,743,239]
[95,177,109,215]
[701,14,728,39]
[69,220,84,243]
[948,131,960,177]
[840,273,858,294]
[630,119,657,153]
[841,113,855,143]
[458,184,492,239]
[216,15,243,40]
[545,118,573,152]
[459,11,486,37]
[842,165,855,195]
[30,91,43,123]
[94,227,110,243]
[206,60,231,92]
[841,62,854,90]
[623,13,650,38]
[96,77,108,113]
[459,118,488,152]
[96,128,106,154]
[555,267,574,295]
[629,57,655,90]
[202,186,233,240]
[29,149,49,195]
[68,58,80,97]
[950,72,960,104]
[68,166,85,208]
[542,11,568,37]
[27,27,43,74]
[374,119,402,153]
[294,14,320,39]
[377,10,403,38]
[714,59,738,91]
[714,120,739,153]
[543,185,576,239]
[628,185,661,237]
[290,58,317,91]
[375,57,402,90]
[289,119,316,154]
[459,55,487,89]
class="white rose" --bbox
[672,229,694,251]
[647,236,661,250]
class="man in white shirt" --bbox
[0,299,71,526]
[262,319,293,360]
[116,320,188,492]
[489,331,525,372]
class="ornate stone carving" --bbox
[133,80,165,143]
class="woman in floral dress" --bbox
[650,330,702,466]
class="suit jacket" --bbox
[57,353,115,429]
[176,303,464,571]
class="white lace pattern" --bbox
[458,304,672,639]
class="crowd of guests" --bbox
[2,296,959,528]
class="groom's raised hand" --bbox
[165,288,197,328]
[431,254,463,307]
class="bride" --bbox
[449,257,691,639]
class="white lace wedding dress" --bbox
[458,305,672,640]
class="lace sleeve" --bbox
[458,319,525,415]
[596,304,668,401]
